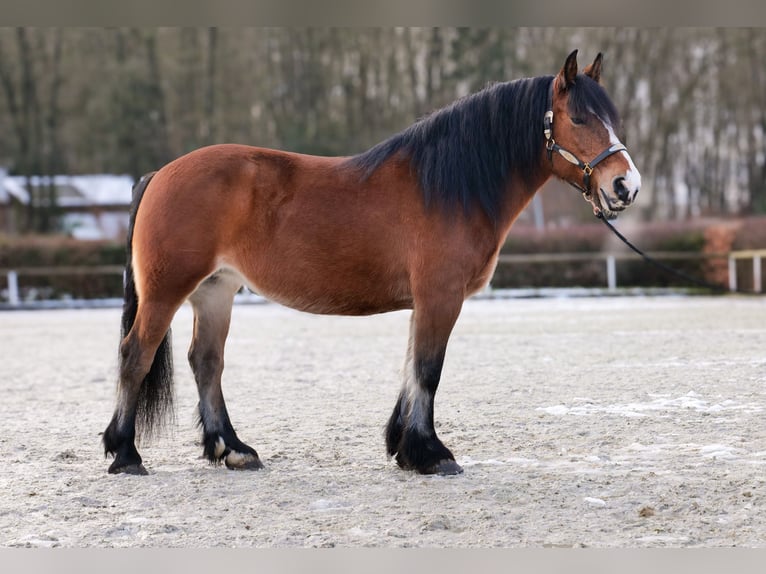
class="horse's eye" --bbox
[571,116,586,126]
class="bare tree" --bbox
[2,27,766,227]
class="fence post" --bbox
[728,256,737,292]
[7,270,20,306]
[754,256,762,293]
[606,255,617,291]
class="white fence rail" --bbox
[727,250,766,293]
[494,249,765,293]
[1,265,124,307]
[1,251,764,307]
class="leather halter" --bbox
[543,81,627,197]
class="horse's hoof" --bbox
[224,451,264,470]
[108,462,149,476]
[423,460,463,476]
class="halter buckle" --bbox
[583,164,593,177]
[543,111,553,141]
[546,138,555,151]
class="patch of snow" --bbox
[538,405,570,416]
[699,444,739,459]
[310,499,350,512]
[459,456,508,467]
[536,391,763,419]
[347,527,375,537]
[505,457,539,466]
[637,535,690,544]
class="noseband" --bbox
[543,81,627,197]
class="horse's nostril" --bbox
[613,177,630,202]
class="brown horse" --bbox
[103,50,640,476]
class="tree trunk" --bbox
[203,27,217,145]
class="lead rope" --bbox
[597,212,760,295]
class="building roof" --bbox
[0,174,134,207]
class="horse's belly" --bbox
[252,283,413,316]
[234,259,413,316]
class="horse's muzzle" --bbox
[597,174,640,218]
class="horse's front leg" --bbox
[188,273,263,470]
[385,294,464,475]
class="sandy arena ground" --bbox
[1,295,765,548]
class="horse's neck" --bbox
[495,167,551,238]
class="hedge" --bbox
[0,234,125,300]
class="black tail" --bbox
[121,171,174,442]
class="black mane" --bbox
[346,72,620,223]
[347,75,554,222]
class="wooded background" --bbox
[1,27,764,232]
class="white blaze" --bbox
[603,120,641,199]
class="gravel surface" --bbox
[1,295,765,547]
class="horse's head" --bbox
[546,50,641,219]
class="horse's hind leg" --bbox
[104,300,177,475]
[188,270,263,470]
[385,293,464,475]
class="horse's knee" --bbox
[188,345,224,380]
[187,302,232,382]
[118,336,148,383]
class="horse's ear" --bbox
[584,52,603,83]
[557,49,579,92]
